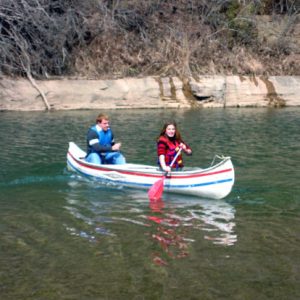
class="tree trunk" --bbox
[26,70,51,111]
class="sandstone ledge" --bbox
[0,75,299,111]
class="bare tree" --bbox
[0,0,100,109]
[0,0,299,86]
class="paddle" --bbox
[148,148,182,201]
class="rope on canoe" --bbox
[210,155,228,167]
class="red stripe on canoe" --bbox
[68,152,232,179]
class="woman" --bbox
[157,121,192,172]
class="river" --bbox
[0,108,299,299]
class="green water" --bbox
[0,108,299,300]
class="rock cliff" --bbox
[0,75,299,111]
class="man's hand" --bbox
[112,142,122,151]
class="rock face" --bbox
[0,75,299,111]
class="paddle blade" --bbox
[148,177,164,201]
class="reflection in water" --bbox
[64,180,237,265]
[189,200,237,246]
[147,199,192,266]
[147,197,237,265]
[63,180,120,243]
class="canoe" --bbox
[67,142,235,199]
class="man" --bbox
[85,113,126,165]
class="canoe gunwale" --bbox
[67,142,231,178]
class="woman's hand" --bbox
[159,155,171,172]
[185,148,192,155]
[179,143,192,154]
[163,166,171,172]
[179,143,186,150]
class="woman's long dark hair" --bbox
[157,121,182,142]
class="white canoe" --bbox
[67,142,235,199]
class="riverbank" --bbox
[0,75,299,111]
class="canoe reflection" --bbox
[188,199,237,246]
[64,183,236,266]
[148,200,190,266]
[147,197,236,265]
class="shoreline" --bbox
[1,75,300,111]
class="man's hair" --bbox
[96,113,109,123]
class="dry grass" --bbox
[1,0,299,79]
